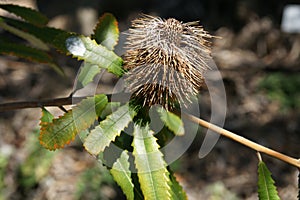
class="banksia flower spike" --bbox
[123,15,213,109]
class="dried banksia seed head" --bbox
[124,15,213,109]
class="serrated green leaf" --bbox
[110,150,134,200]
[92,13,119,51]
[0,17,73,52]
[40,108,54,128]
[78,129,90,142]
[53,31,77,53]
[257,161,280,200]
[0,4,48,26]
[65,35,124,76]
[168,170,187,200]
[157,108,184,136]
[39,94,108,150]
[100,102,121,119]
[79,102,120,146]
[132,124,171,200]
[0,40,64,75]
[84,104,136,155]
[0,18,49,50]
[76,62,101,89]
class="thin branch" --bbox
[0,94,119,112]
[183,112,300,168]
[257,152,263,162]
[0,96,85,112]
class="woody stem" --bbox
[183,112,300,168]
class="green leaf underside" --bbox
[132,124,171,200]
[65,35,124,76]
[158,108,184,136]
[0,19,49,50]
[76,62,101,89]
[92,13,119,51]
[84,104,136,155]
[0,4,48,26]
[257,161,280,200]
[0,17,73,52]
[39,94,108,150]
[169,171,187,200]
[110,150,134,200]
[0,40,63,75]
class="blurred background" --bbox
[0,0,299,199]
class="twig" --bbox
[257,152,263,162]
[0,93,120,112]
[0,96,85,112]
[183,112,300,168]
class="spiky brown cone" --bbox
[123,15,213,109]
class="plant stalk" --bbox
[183,112,300,168]
[0,97,83,112]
